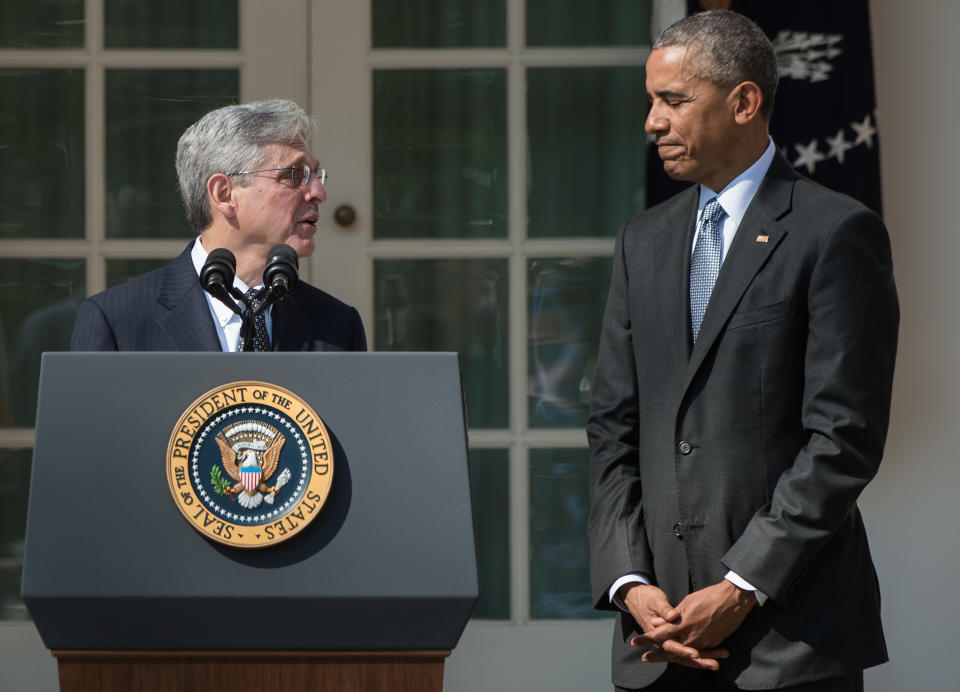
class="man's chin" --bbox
[283,232,315,259]
[289,240,315,259]
[661,161,693,182]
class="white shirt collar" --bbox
[698,137,776,224]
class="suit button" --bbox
[673,522,685,539]
[678,441,692,455]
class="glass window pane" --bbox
[526,0,652,47]
[0,1,84,48]
[374,259,508,428]
[372,0,505,48]
[0,259,84,429]
[0,69,84,240]
[105,0,238,49]
[373,69,507,239]
[468,448,509,619]
[105,69,239,239]
[0,449,31,620]
[529,448,610,619]
[106,258,171,289]
[528,67,647,238]
[529,258,611,428]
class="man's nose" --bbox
[645,105,667,135]
[304,178,326,204]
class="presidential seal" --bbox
[166,381,333,548]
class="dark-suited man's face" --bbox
[232,141,326,259]
[645,46,742,192]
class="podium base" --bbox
[53,650,450,692]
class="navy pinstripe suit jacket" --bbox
[70,242,366,352]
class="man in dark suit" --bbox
[587,11,897,691]
[71,99,365,352]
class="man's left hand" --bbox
[633,580,756,652]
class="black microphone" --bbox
[253,244,299,316]
[200,248,243,316]
[240,245,299,349]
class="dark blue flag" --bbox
[646,0,882,215]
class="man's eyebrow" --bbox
[651,89,692,101]
[279,154,320,169]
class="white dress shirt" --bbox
[609,139,777,609]
[191,238,273,353]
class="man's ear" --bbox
[207,173,236,220]
[731,81,764,125]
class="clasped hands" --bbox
[620,581,756,670]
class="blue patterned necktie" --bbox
[244,287,271,352]
[689,197,726,343]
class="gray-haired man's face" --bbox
[231,141,325,259]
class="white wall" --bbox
[862,1,960,690]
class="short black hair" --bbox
[653,10,779,119]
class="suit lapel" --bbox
[683,154,796,388]
[156,244,223,351]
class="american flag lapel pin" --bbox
[756,234,769,243]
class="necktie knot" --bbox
[244,286,262,308]
[689,198,726,344]
[702,197,725,228]
[244,287,271,352]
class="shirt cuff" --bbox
[724,570,768,606]
[608,573,651,611]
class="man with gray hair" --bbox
[71,99,365,352]
[588,10,897,691]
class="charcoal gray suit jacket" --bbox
[587,153,898,689]
[70,242,366,352]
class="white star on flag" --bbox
[826,128,854,164]
[851,114,877,148]
[794,139,826,174]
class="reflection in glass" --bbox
[0,69,84,239]
[527,0,652,47]
[105,0,238,49]
[107,258,172,289]
[468,449,509,619]
[0,259,84,429]
[374,259,508,428]
[105,69,239,239]
[373,69,508,239]
[0,1,84,48]
[372,0,505,48]
[527,67,647,238]
[529,448,611,619]
[0,449,31,620]
[528,258,611,428]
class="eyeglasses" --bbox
[226,164,328,188]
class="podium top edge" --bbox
[41,351,460,359]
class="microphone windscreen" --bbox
[267,244,299,270]
[200,247,237,291]
[208,248,237,269]
[263,244,299,298]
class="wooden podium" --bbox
[24,353,477,692]
[54,650,449,692]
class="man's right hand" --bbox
[619,584,729,671]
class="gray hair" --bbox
[175,98,316,231]
[653,10,779,119]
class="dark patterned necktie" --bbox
[244,287,271,352]
[689,197,726,344]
